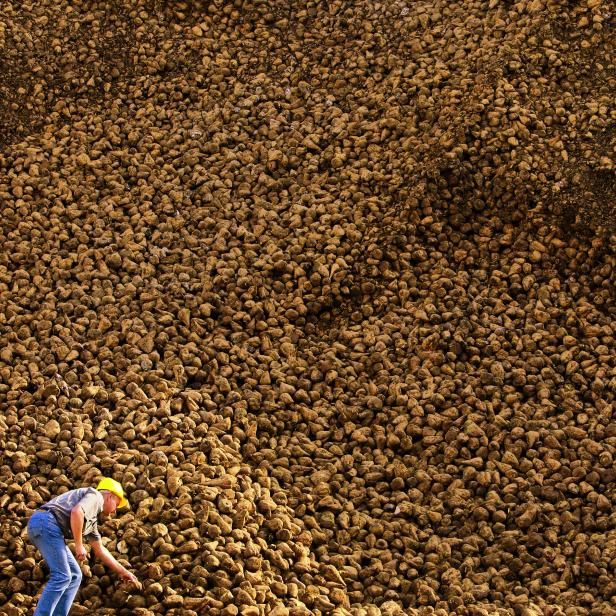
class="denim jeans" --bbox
[27,510,83,616]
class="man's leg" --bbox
[27,511,73,616]
[51,545,83,616]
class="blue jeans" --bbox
[27,510,83,616]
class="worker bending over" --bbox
[27,477,138,616]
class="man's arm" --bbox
[89,539,139,584]
[70,505,88,561]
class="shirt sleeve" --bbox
[79,492,102,519]
[78,492,103,542]
[84,525,102,542]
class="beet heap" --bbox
[0,1,614,615]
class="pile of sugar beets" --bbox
[0,0,614,614]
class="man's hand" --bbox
[90,538,140,588]
[120,570,140,587]
[75,544,88,562]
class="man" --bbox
[27,477,139,616]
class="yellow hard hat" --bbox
[97,477,128,509]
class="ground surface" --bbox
[0,1,614,615]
